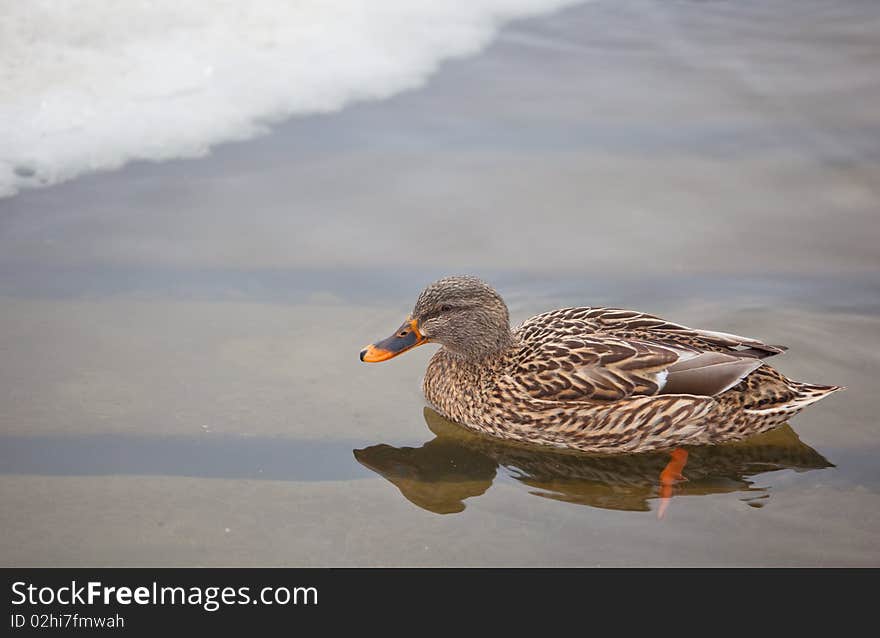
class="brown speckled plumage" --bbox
[353,409,832,514]
[372,276,842,454]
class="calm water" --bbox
[1,0,879,565]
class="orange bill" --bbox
[360,317,427,362]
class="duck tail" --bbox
[744,381,844,416]
[790,381,845,408]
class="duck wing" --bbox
[519,307,786,358]
[511,317,763,402]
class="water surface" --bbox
[1,0,878,565]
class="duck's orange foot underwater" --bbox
[658,448,689,519]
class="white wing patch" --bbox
[655,369,669,391]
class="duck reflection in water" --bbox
[353,407,832,517]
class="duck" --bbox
[359,275,842,454]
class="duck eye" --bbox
[440,304,452,313]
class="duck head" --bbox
[360,275,514,363]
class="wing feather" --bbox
[512,308,772,402]
[511,334,682,402]
[518,307,786,358]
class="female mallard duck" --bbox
[360,276,841,454]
